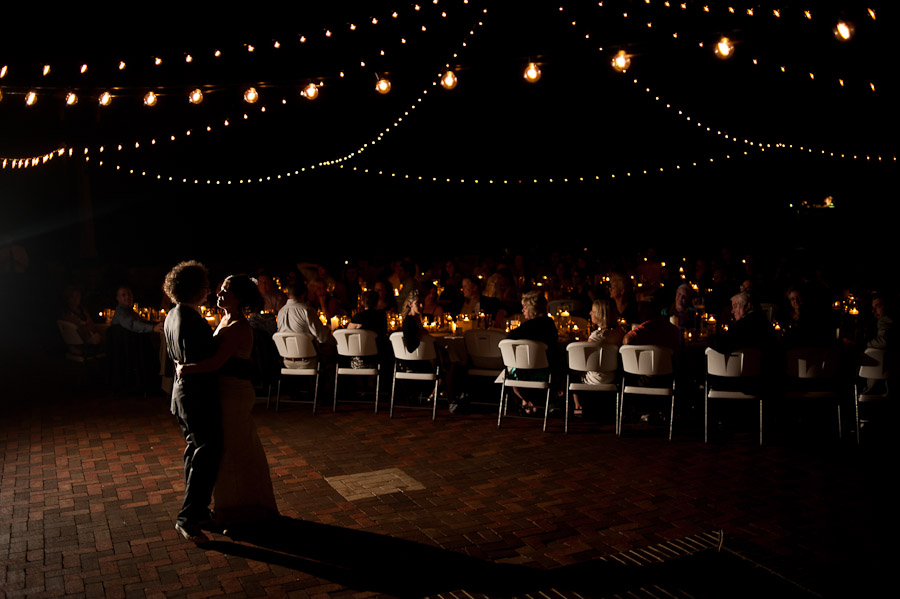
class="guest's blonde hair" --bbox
[521,290,547,315]
[591,299,611,328]
[401,289,421,318]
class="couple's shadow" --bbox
[205,516,726,598]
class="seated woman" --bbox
[59,285,103,348]
[506,291,559,416]
[420,283,444,323]
[572,299,625,416]
[397,290,437,378]
[348,290,390,368]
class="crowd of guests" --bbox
[57,247,893,414]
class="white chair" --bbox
[497,339,552,431]
[704,347,763,445]
[784,347,843,439]
[388,332,441,420]
[618,345,675,439]
[463,329,505,401]
[57,320,102,362]
[854,348,892,444]
[333,329,381,413]
[272,332,320,412]
[564,342,619,434]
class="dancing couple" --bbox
[163,261,278,543]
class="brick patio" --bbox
[0,355,890,598]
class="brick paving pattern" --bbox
[0,359,891,598]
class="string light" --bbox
[25,91,37,106]
[243,87,259,103]
[834,21,854,41]
[715,37,734,59]
[376,77,392,94]
[440,70,458,89]
[189,88,203,104]
[301,83,319,100]
[143,91,158,106]
[66,92,78,106]
[611,51,630,72]
[99,92,111,106]
[523,62,541,82]
[42,65,50,76]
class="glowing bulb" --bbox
[154,57,162,66]
[144,91,158,106]
[375,78,391,94]
[189,89,203,104]
[611,51,631,72]
[0,66,6,78]
[715,37,734,58]
[99,92,111,106]
[440,70,457,89]
[243,87,259,103]
[301,83,319,99]
[185,54,193,63]
[118,61,126,70]
[523,62,541,82]
[834,21,853,41]
[66,92,78,105]
[42,65,50,76]
[25,91,36,106]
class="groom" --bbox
[163,260,220,543]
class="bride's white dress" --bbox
[212,324,278,526]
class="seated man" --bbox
[108,286,163,395]
[455,277,505,328]
[707,292,775,355]
[276,280,335,370]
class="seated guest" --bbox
[276,280,335,369]
[572,299,626,416]
[661,283,698,333]
[348,290,390,367]
[779,285,833,348]
[608,273,640,330]
[506,291,560,415]
[59,285,103,347]
[420,282,444,323]
[622,317,680,351]
[707,292,776,355]
[867,294,893,351]
[308,277,344,322]
[373,279,395,312]
[256,273,286,314]
[456,276,505,327]
[394,260,421,313]
[107,286,163,395]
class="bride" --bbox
[177,274,278,530]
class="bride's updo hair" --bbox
[225,274,264,312]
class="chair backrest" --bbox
[785,347,840,379]
[272,332,317,359]
[389,332,437,361]
[333,329,379,357]
[57,320,83,346]
[619,345,674,376]
[464,329,505,369]
[858,348,892,381]
[705,347,761,378]
[759,303,777,323]
[498,339,549,370]
[566,341,618,374]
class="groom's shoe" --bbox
[175,522,210,544]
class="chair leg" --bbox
[837,403,842,440]
[564,377,570,434]
[374,369,381,414]
[668,395,675,441]
[431,372,439,421]
[759,399,763,446]
[704,388,709,443]
[497,381,506,429]
[617,389,624,437]
[333,369,340,412]
[275,379,282,413]
[312,372,319,414]
[390,363,398,418]
[542,385,551,432]
[855,389,861,445]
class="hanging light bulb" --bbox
[715,37,734,58]
[189,88,203,104]
[143,91,158,106]
[1,65,7,78]
[523,62,541,82]
[243,87,259,103]
[301,82,319,100]
[25,91,37,106]
[42,65,51,76]
[99,92,111,106]
[375,78,391,94]
[611,51,631,72]
[118,61,126,70]
[80,64,88,73]
[66,92,78,106]
[834,21,854,41]
[440,70,458,89]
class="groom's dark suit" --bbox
[165,303,221,529]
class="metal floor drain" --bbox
[325,467,425,501]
